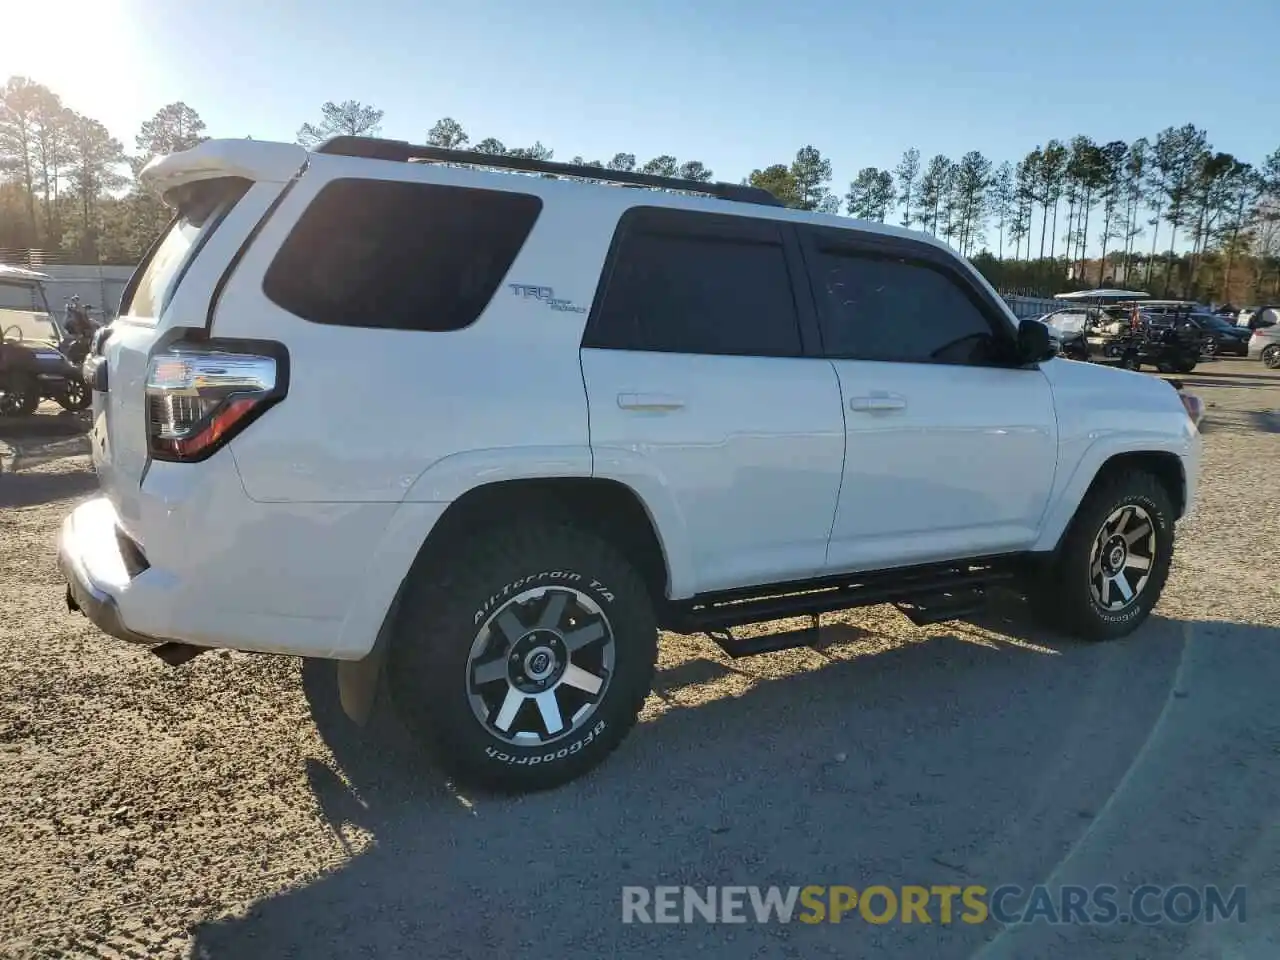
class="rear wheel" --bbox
[388,516,658,793]
[0,376,38,416]
[1263,345,1280,369]
[1028,470,1175,642]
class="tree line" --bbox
[3,76,1278,304]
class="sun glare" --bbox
[3,0,138,128]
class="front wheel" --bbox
[388,517,658,793]
[1263,345,1280,369]
[56,378,91,412]
[1028,471,1175,641]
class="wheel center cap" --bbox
[525,647,555,681]
[1109,545,1126,569]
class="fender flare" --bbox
[334,444,695,671]
[1031,433,1191,553]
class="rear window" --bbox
[261,178,543,332]
[121,177,252,319]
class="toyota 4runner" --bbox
[58,136,1202,793]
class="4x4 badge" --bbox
[509,283,586,314]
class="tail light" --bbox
[145,340,288,462]
[1179,392,1204,427]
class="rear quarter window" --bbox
[121,176,252,320]
[261,178,543,332]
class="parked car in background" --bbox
[1185,312,1252,357]
[1247,307,1280,368]
[1244,305,1278,331]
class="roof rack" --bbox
[312,136,785,208]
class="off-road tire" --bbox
[1028,470,1175,642]
[388,517,658,793]
[56,378,91,412]
[0,375,39,417]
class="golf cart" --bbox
[1039,290,1201,373]
[0,264,92,417]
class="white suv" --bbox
[59,136,1202,793]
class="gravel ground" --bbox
[1,360,1278,960]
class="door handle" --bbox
[849,394,907,412]
[617,393,686,411]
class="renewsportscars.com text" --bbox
[621,884,1246,926]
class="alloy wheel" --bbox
[466,586,615,745]
[1088,504,1157,613]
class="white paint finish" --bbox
[94,180,292,537]
[216,157,606,504]
[65,454,400,658]
[401,446,593,502]
[580,446,698,599]
[1031,358,1200,550]
[139,138,307,191]
[335,500,450,659]
[581,348,845,595]
[824,360,1059,572]
[75,137,1206,663]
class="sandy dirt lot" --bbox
[1,360,1278,959]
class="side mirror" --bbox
[1016,317,1055,364]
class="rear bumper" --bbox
[57,499,167,647]
[57,474,447,661]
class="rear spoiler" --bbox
[139,139,309,196]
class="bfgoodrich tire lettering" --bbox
[1030,470,1175,642]
[388,518,657,793]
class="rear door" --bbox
[795,225,1059,573]
[580,206,846,597]
[93,174,294,530]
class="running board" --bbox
[893,591,988,626]
[664,556,1020,634]
[706,622,821,659]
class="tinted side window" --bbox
[587,219,802,357]
[263,178,542,331]
[813,250,1002,364]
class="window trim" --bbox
[795,225,1024,368]
[581,205,821,358]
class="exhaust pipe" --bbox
[151,642,207,667]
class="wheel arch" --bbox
[1034,443,1188,554]
[336,475,680,724]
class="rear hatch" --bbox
[91,140,306,532]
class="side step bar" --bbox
[665,556,1021,634]
[668,557,1024,659]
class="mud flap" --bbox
[336,593,399,726]
[337,646,387,726]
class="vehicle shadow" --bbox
[185,605,1280,960]
[0,419,95,507]
[0,469,99,509]
[0,408,91,442]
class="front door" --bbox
[796,226,1059,574]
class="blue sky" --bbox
[7,0,1279,198]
